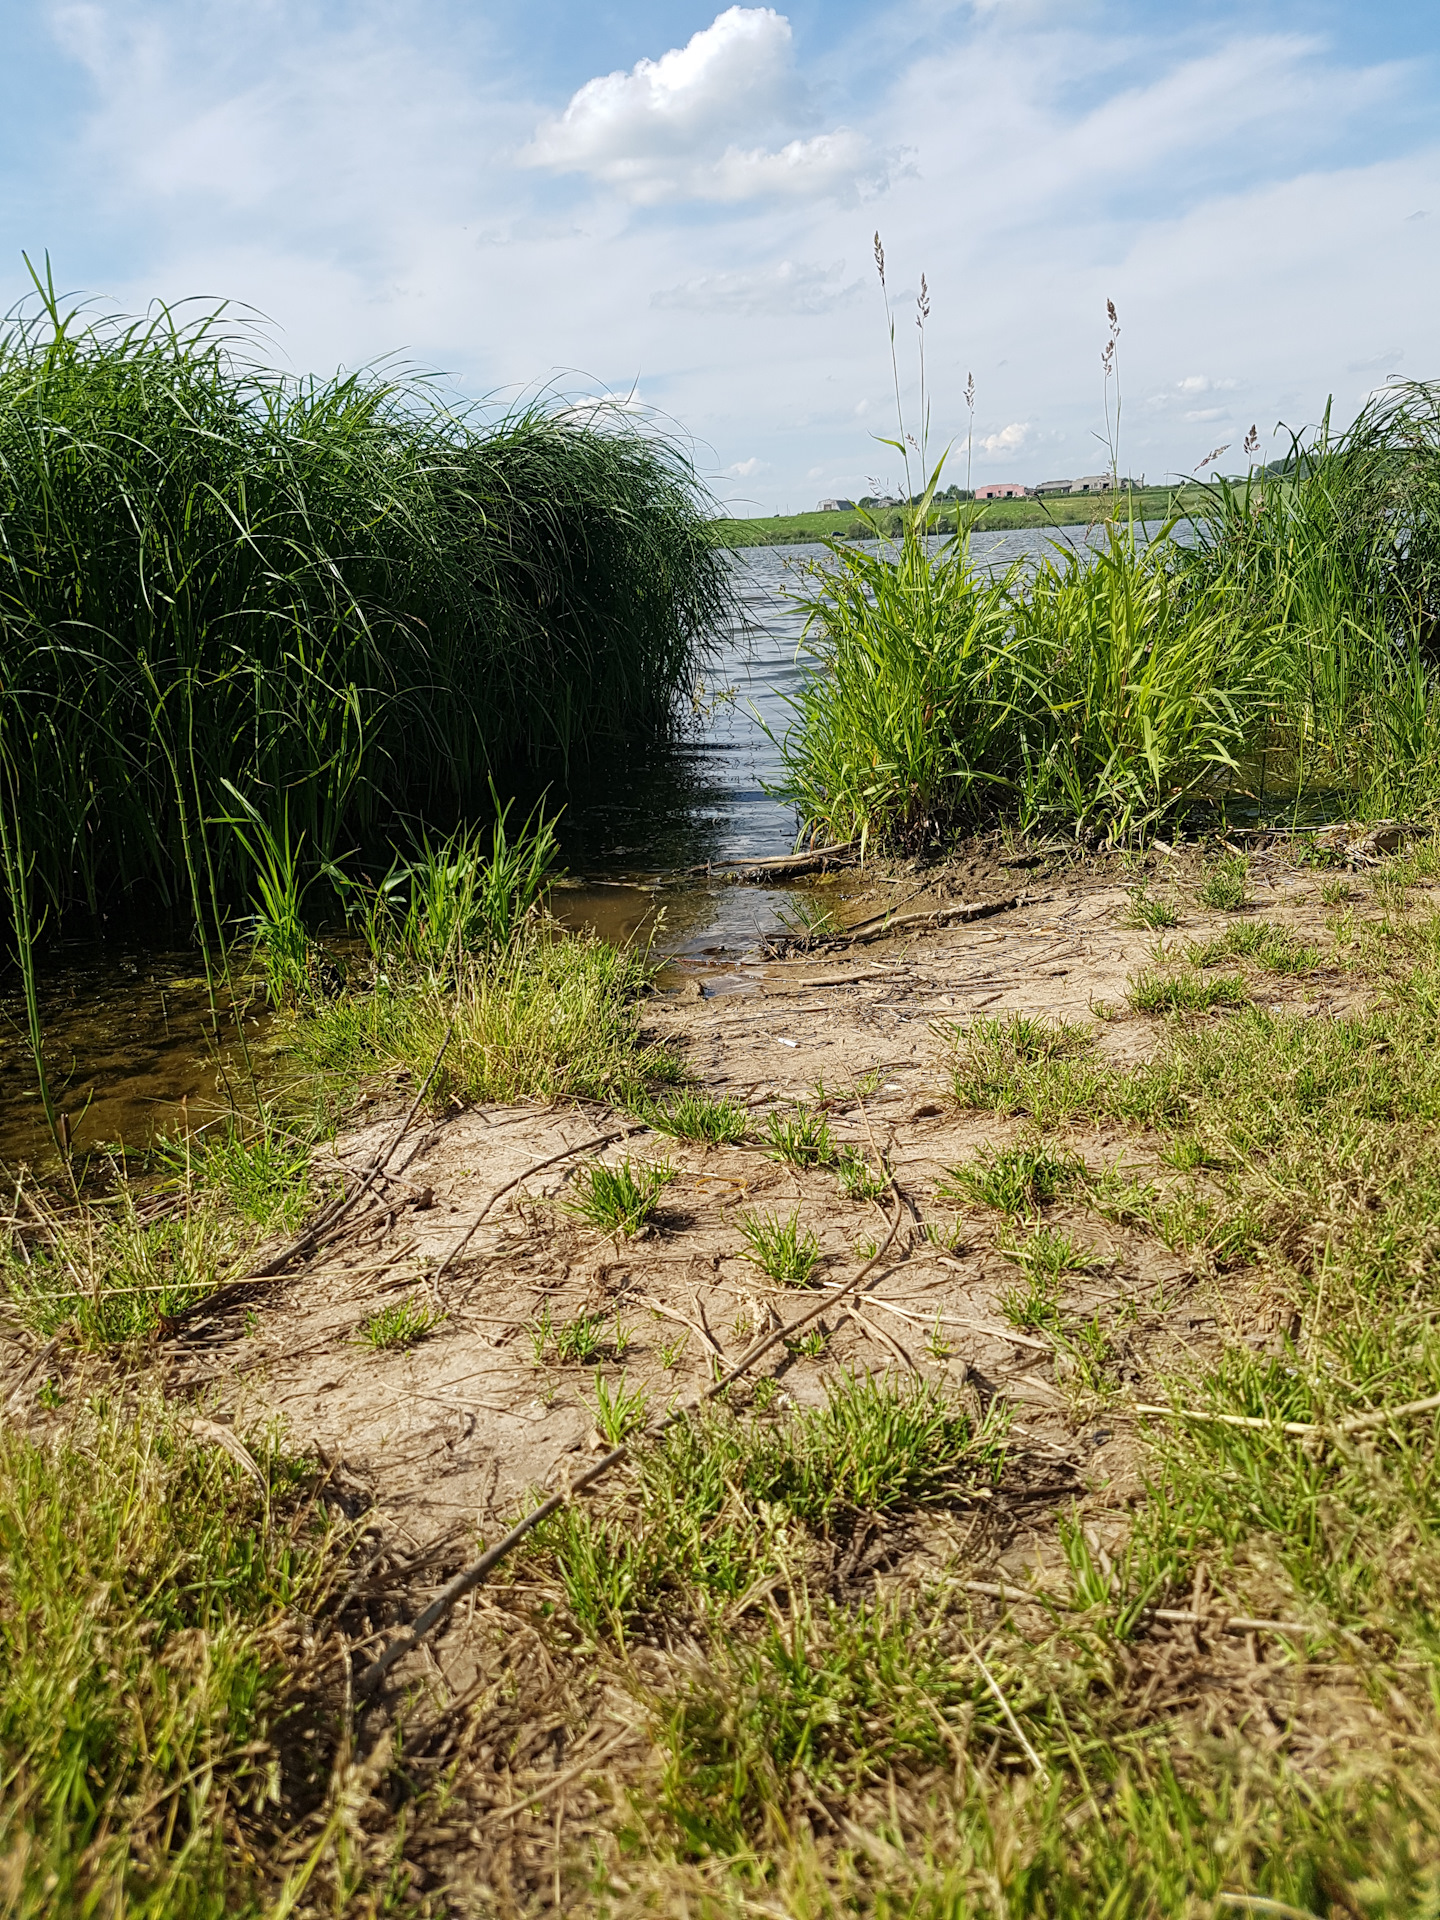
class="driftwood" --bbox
[690,840,860,881]
[812,892,1033,952]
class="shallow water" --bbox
[0,524,1161,1164]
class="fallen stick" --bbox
[689,841,859,877]
[1136,1392,1440,1439]
[821,895,1033,949]
[483,1722,640,1825]
[957,1581,1312,1638]
[431,1125,645,1284]
[357,1166,910,1697]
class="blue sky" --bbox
[2,0,1437,511]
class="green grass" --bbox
[836,1149,888,1202]
[296,924,685,1117]
[762,1104,837,1168]
[566,1155,675,1237]
[356,1294,447,1350]
[739,1209,821,1286]
[0,1398,344,1916]
[642,1089,749,1145]
[525,1373,1007,1638]
[1198,851,1250,910]
[0,267,728,931]
[2,1144,301,1346]
[1185,920,1323,974]
[1121,881,1180,929]
[590,1372,650,1445]
[1126,964,1250,1012]
[949,1010,1101,1121]
[939,1140,1087,1214]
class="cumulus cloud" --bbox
[978,421,1030,458]
[521,6,881,203]
[726,455,768,476]
[652,257,860,316]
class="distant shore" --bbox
[711,486,1206,546]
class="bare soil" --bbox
[165,847,1361,1572]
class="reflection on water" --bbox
[550,524,1147,882]
[0,524,1170,1162]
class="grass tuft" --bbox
[357,1295,447,1351]
[642,1089,749,1145]
[939,1140,1087,1214]
[739,1209,821,1286]
[567,1156,675,1237]
[762,1105,836,1168]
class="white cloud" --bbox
[11,0,1437,516]
[520,6,880,203]
[978,421,1030,458]
[652,257,859,315]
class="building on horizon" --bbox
[817,497,855,512]
[974,481,1029,500]
[1034,478,1072,496]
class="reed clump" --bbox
[0,267,727,928]
[776,383,1440,847]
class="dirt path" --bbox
[169,856,1363,1579]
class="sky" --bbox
[1,0,1436,513]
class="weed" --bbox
[358,1295,446,1351]
[924,1316,955,1361]
[1198,852,1249,911]
[750,1376,781,1411]
[775,896,839,944]
[997,1221,1090,1279]
[998,1270,1064,1333]
[740,1210,821,1287]
[763,1105,836,1168]
[553,1312,608,1365]
[950,1010,1103,1122]
[567,1156,674,1237]
[1184,922,1322,975]
[1122,883,1179,930]
[836,1149,887,1202]
[1126,966,1249,1012]
[939,1141,1086,1214]
[1057,1312,1121,1400]
[1320,877,1354,906]
[643,1089,748,1145]
[526,1302,554,1366]
[591,1372,649,1446]
[789,1329,828,1359]
[656,1333,687,1371]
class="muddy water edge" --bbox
[0,529,1138,1167]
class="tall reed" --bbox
[0,263,728,933]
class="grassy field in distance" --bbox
[712,485,1208,545]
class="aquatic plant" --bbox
[0,263,729,933]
